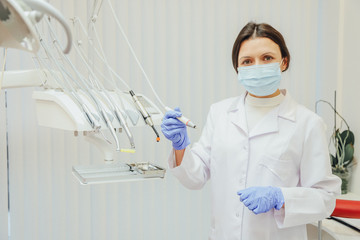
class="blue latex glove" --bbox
[161,107,190,150]
[237,186,284,214]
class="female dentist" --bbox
[161,22,341,240]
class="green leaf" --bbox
[336,130,355,157]
[344,143,354,162]
[340,130,355,146]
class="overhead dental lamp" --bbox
[0,0,72,53]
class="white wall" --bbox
[342,0,360,194]
[0,0,358,240]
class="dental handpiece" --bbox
[165,107,196,129]
[98,90,136,149]
[99,108,120,151]
[114,106,136,149]
[129,90,160,142]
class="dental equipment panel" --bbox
[0,0,174,184]
[32,88,163,131]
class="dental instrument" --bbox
[73,54,136,149]
[130,90,160,142]
[71,19,135,149]
[44,18,122,152]
[85,16,161,142]
[165,107,196,129]
[35,34,101,131]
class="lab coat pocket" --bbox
[258,155,297,184]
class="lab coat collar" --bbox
[228,94,249,134]
[277,89,297,122]
[227,89,297,137]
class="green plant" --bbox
[316,99,356,194]
[330,129,355,172]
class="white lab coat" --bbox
[168,90,341,240]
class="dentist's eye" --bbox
[241,59,252,65]
[264,55,273,61]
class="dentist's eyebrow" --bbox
[239,56,252,60]
[261,52,276,56]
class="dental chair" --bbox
[317,199,360,240]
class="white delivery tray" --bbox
[72,161,166,185]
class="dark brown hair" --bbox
[232,22,290,72]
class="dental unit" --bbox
[0,0,199,184]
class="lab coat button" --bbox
[236,212,240,217]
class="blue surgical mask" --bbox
[237,62,282,97]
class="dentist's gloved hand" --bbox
[161,107,190,150]
[237,186,284,214]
